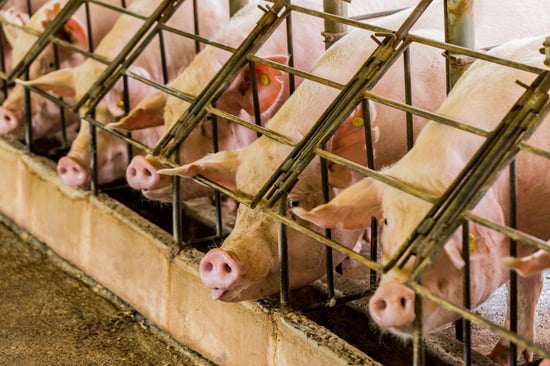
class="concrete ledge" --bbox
[0,136,378,366]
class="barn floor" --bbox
[0,219,214,366]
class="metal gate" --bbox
[1,0,549,365]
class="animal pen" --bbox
[0,0,549,365]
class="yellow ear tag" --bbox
[469,233,475,255]
[117,99,125,108]
[351,117,364,127]
[260,74,270,86]
[64,24,72,33]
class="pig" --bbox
[151,0,550,304]
[292,35,550,364]
[122,0,550,205]
[502,249,550,277]
[114,0,422,203]
[0,0,49,75]
[21,0,229,187]
[0,0,133,139]
[154,0,462,302]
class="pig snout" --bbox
[126,155,171,191]
[369,282,416,329]
[57,156,89,187]
[0,106,20,134]
[199,248,241,300]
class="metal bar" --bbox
[461,223,472,365]
[444,0,475,90]
[323,0,348,48]
[251,0,435,209]
[403,47,414,150]
[9,0,85,80]
[509,160,518,366]
[409,281,550,360]
[153,0,291,158]
[279,193,290,312]
[78,0,180,111]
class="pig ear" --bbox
[444,188,505,269]
[501,251,550,277]
[157,150,242,191]
[18,68,76,97]
[232,55,289,116]
[326,103,378,188]
[109,91,167,131]
[42,2,88,49]
[292,178,383,230]
[0,8,29,47]
[105,66,157,118]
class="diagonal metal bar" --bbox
[82,0,184,114]
[152,0,291,158]
[75,0,179,111]
[8,0,85,80]
[250,0,435,209]
[381,71,550,279]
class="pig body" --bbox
[24,0,229,186]
[156,0,550,304]
[0,0,133,139]
[293,35,550,364]
[156,0,460,301]
[125,0,550,203]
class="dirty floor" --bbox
[0,218,214,366]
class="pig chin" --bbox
[213,272,282,302]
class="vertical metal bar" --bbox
[322,0,347,49]
[461,222,472,365]
[172,150,183,244]
[51,43,69,148]
[320,154,336,299]
[543,36,550,66]
[403,47,414,150]
[248,61,263,131]
[89,116,98,195]
[443,0,474,91]
[412,294,425,366]
[362,98,378,287]
[192,0,201,54]
[509,160,518,366]
[285,8,296,94]
[210,106,224,238]
[229,0,248,16]
[23,71,32,152]
[279,193,290,312]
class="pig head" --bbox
[0,0,129,139]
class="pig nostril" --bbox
[374,299,387,311]
[144,169,152,177]
[3,115,11,122]
[223,263,232,274]
[59,167,67,175]
[128,167,137,177]
[400,297,407,308]
[203,262,213,272]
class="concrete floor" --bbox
[0,218,215,366]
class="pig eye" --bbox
[287,199,300,208]
[42,59,56,71]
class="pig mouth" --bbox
[210,288,227,301]
[141,184,172,202]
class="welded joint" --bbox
[540,37,550,66]
[321,30,347,44]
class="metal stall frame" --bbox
[4,0,549,365]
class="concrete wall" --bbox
[0,136,380,366]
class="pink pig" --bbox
[115,0,421,203]
[154,0,456,301]
[22,0,229,187]
[151,0,549,304]
[0,0,133,139]
[117,0,334,202]
[293,35,550,364]
[0,0,49,75]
